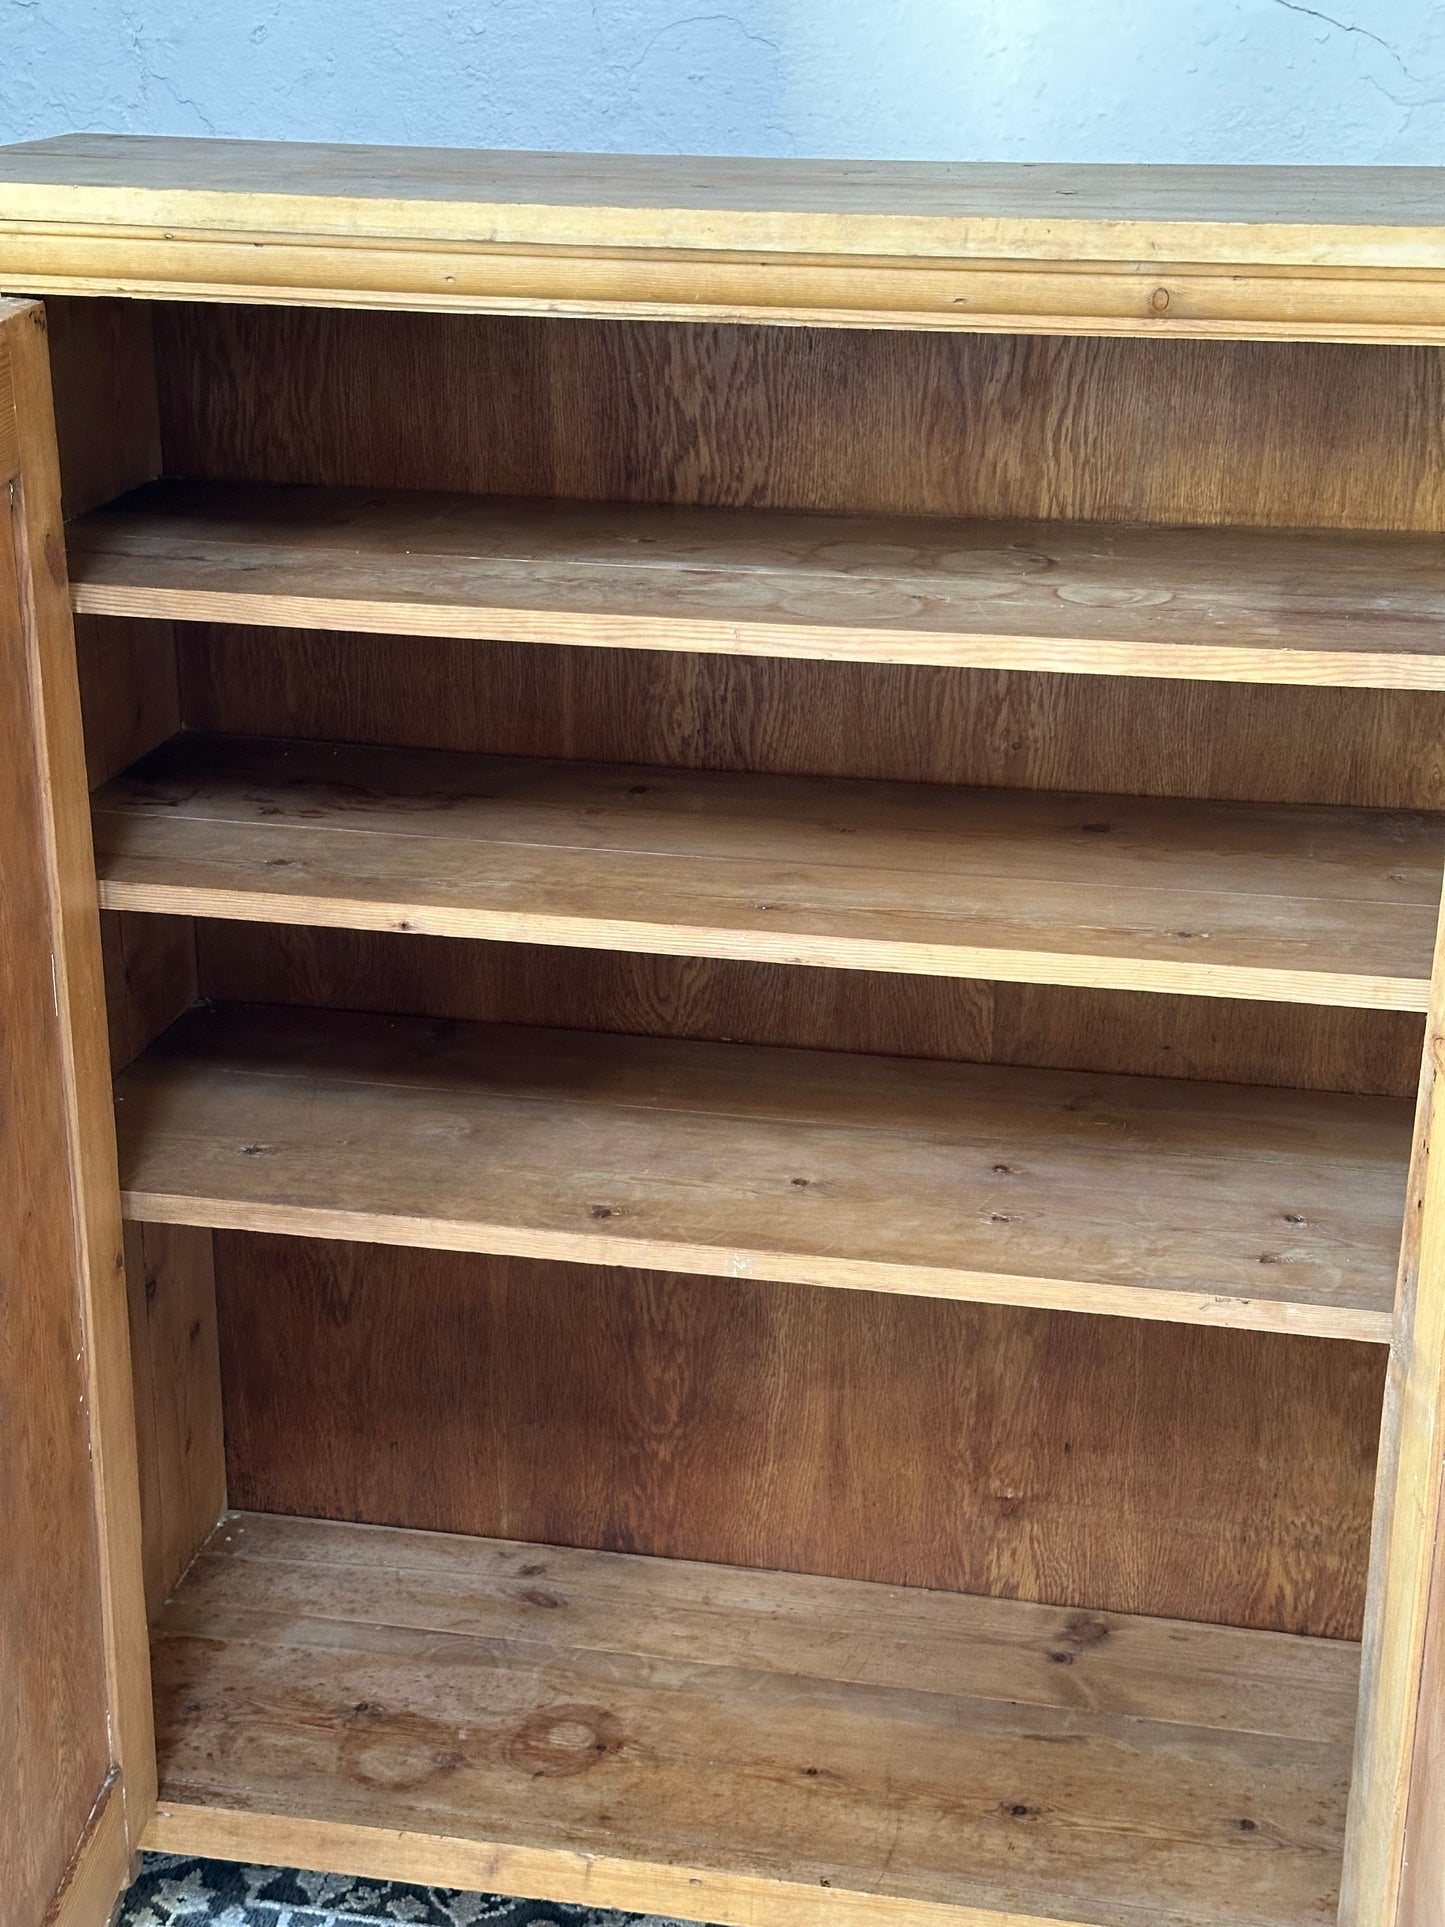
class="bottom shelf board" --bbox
[145,1512,1357,1927]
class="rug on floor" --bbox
[118,1854,696,1927]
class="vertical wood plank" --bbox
[74,613,180,790]
[3,298,156,1857]
[42,295,160,519]
[1343,888,1445,1925]
[1398,1517,1445,1923]
[0,387,114,1927]
[123,1221,226,1618]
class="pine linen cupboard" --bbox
[3,135,1445,1927]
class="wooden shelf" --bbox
[146,1509,1357,1927]
[114,1001,1409,1339]
[92,732,1443,1010]
[68,480,1445,689]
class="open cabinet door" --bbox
[0,297,153,1926]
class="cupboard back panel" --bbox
[212,1232,1386,1639]
[198,920,1424,1100]
[152,306,1445,530]
[132,306,1438,1634]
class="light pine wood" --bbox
[6,139,1445,261]
[114,1000,1410,1340]
[68,481,1445,689]
[145,1510,1357,1927]
[0,298,153,1920]
[13,140,1445,1926]
[1343,891,1445,1923]
[45,1773,131,1927]
[5,137,1445,338]
[0,307,115,1927]
[1400,1518,1445,1923]
[91,732,1444,1009]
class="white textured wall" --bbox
[2,1,1443,162]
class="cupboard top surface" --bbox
[2,135,1444,266]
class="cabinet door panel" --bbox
[0,295,151,1927]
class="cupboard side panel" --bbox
[1398,1514,1445,1924]
[0,298,143,1926]
[0,382,114,1927]
[5,299,155,1848]
[123,1222,226,1620]
[43,295,161,520]
[1344,891,1445,1925]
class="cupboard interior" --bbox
[51,294,1445,1927]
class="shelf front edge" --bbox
[92,878,1434,1015]
[140,1799,1207,1927]
[118,1188,1396,1343]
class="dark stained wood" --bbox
[215,1237,1385,1638]
[73,614,180,790]
[147,1509,1359,1927]
[151,308,1445,533]
[42,295,159,519]
[0,302,116,1927]
[198,921,1427,1100]
[177,627,1445,815]
[100,911,198,1075]
[123,1221,226,1619]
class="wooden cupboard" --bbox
[2,135,1445,1927]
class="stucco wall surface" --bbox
[2,2,1443,163]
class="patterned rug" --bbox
[119,1855,696,1927]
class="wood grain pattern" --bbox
[7,137,1445,337]
[115,999,1408,1340]
[91,733,1444,1009]
[40,296,159,520]
[68,480,1445,689]
[44,1771,131,1927]
[1399,1516,1445,1923]
[123,1221,226,1620]
[8,297,156,1858]
[157,300,1433,1665]
[0,299,136,1927]
[73,615,180,790]
[151,310,1445,533]
[8,138,1445,262]
[1342,887,1445,1923]
[176,628,1445,817]
[214,1235,1385,1638]
[146,1510,1357,1927]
